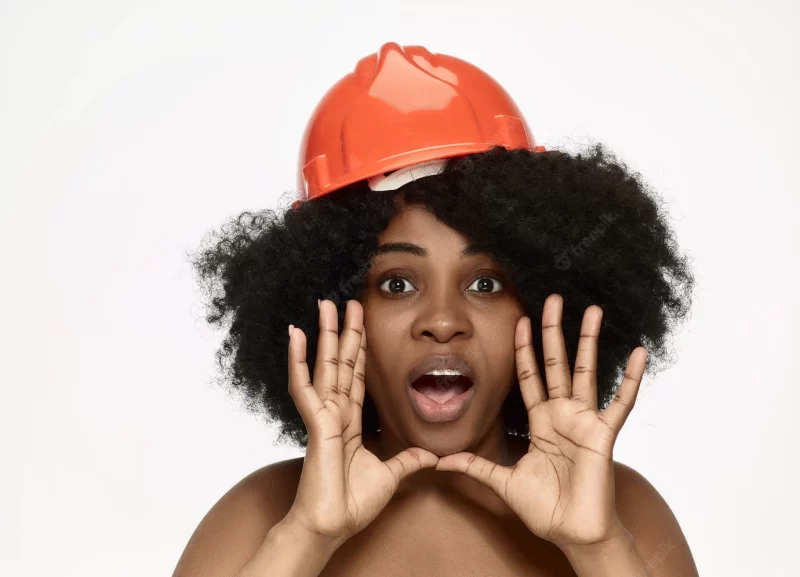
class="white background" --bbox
[2,1,797,575]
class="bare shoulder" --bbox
[612,461,700,577]
[171,457,305,577]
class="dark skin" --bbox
[360,201,523,490]
[172,202,699,577]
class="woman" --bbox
[174,42,699,576]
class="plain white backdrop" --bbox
[1,1,797,575]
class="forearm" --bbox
[237,517,343,577]
[560,524,652,577]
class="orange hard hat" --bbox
[292,42,545,209]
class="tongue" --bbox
[412,375,472,405]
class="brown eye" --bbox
[466,276,503,294]
[378,276,416,295]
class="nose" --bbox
[411,284,473,343]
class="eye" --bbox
[378,274,505,296]
[466,276,504,294]
[378,276,417,295]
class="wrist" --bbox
[558,519,636,562]
[239,516,344,577]
[274,513,347,556]
[557,521,652,577]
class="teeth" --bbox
[424,369,463,376]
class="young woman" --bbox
[174,42,699,576]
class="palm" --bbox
[504,398,616,543]
[436,294,648,547]
[322,381,424,534]
[288,300,438,544]
[342,444,407,529]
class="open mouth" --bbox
[410,372,474,405]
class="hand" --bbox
[284,299,439,548]
[435,294,647,549]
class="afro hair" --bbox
[188,143,695,449]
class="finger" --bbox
[600,347,648,434]
[515,316,547,413]
[542,294,572,399]
[435,452,513,500]
[571,305,602,409]
[313,299,340,400]
[382,447,440,490]
[337,300,364,398]
[343,323,367,446]
[351,325,367,411]
[287,325,324,430]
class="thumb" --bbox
[436,452,513,499]
[382,447,440,489]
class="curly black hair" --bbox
[188,143,695,449]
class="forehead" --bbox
[373,205,494,261]
[379,204,463,243]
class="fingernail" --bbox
[288,324,294,338]
[317,299,321,310]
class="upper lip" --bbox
[408,353,476,387]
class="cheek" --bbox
[362,301,406,357]
[362,316,401,396]
[495,335,518,377]
[480,316,520,384]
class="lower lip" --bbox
[407,382,476,423]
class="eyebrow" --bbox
[374,242,491,259]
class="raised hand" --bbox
[435,294,648,549]
[284,299,439,548]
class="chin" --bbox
[402,418,480,457]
